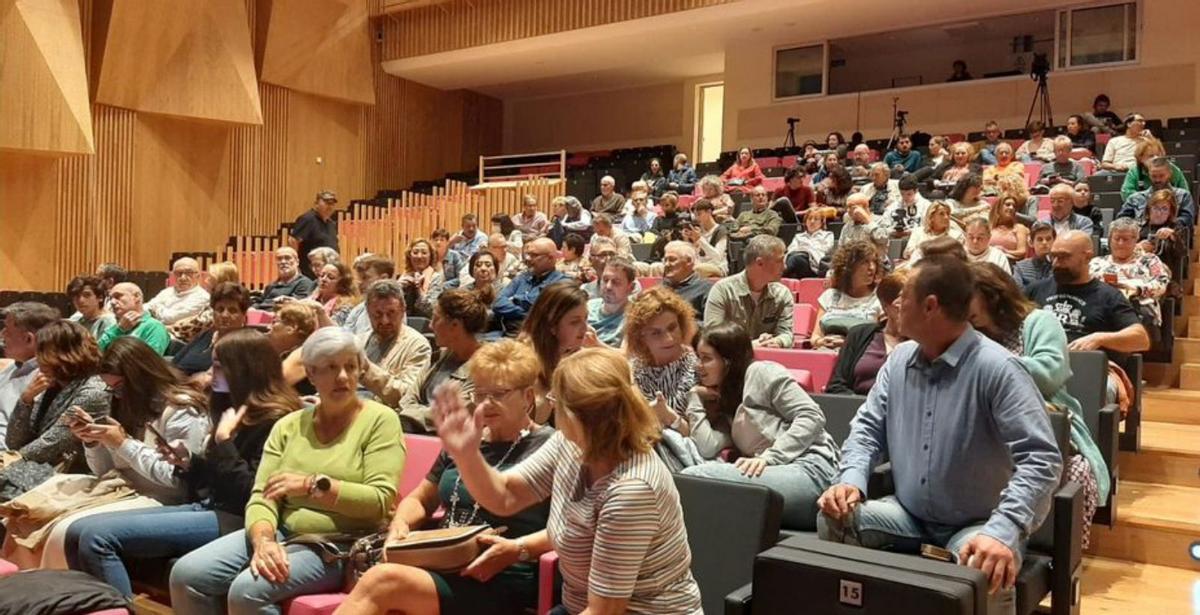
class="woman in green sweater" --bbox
[169,327,406,615]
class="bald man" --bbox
[98,283,170,354]
[1024,230,1149,359]
[1048,184,1094,236]
[257,246,315,309]
[144,257,210,325]
[492,238,567,335]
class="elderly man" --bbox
[839,193,889,248]
[448,213,488,259]
[0,303,59,445]
[590,214,633,258]
[704,235,794,348]
[493,238,567,334]
[591,175,626,215]
[1118,156,1197,227]
[1099,113,1145,173]
[848,144,873,179]
[1048,184,1095,236]
[290,190,339,278]
[356,279,431,407]
[98,283,170,354]
[511,194,549,241]
[667,153,698,195]
[586,257,637,347]
[1038,136,1086,187]
[661,241,713,319]
[731,186,783,240]
[257,247,315,309]
[343,254,396,336]
[143,258,210,326]
[1025,230,1150,358]
[819,256,1062,615]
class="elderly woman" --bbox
[67,275,116,339]
[169,327,405,613]
[1137,189,1188,288]
[623,287,699,430]
[0,321,110,500]
[397,288,488,433]
[336,340,553,615]
[463,250,508,304]
[168,261,240,344]
[171,283,251,376]
[903,201,963,259]
[1089,217,1172,330]
[812,241,882,350]
[937,142,979,185]
[989,195,1031,261]
[721,147,766,192]
[682,323,840,530]
[838,194,889,249]
[785,209,835,279]
[430,347,703,614]
[968,262,1109,549]
[982,142,1025,192]
[825,271,908,395]
[697,174,735,220]
[555,196,593,233]
[306,247,340,279]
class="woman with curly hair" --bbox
[947,173,989,220]
[697,174,735,220]
[816,166,854,215]
[812,240,882,350]
[313,261,358,326]
[623,287,699,432]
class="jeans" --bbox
[681,455,835,530]
[65,503,231,597]
[817,495,1018,615]
[784,252,819,279]
[169,529,345,615]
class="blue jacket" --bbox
[1118,186,1195,228]
[883,150,922,173]
[492,269,567,326]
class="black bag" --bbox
[750,535,997,614]
[0,569,129,615]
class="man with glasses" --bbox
[144,257,210,325]
[1047,184,1095,236]
[1118,157,1196,228]
[1100,113,1146,174]
[493,238,566,335]
[257,247,315,309]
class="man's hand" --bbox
[958,534,1017,594]
[1067,333,1105,351]
[118,310,143,332]
[817,483,863,520]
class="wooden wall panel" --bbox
[286,91,368,212]
[381,0,736,60]
[94,0,262,125]
[260,0,375,105]
[0,0,94,155]
[0,154,60,289]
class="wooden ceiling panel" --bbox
[95,0,262,125]
[260,0,375,105]
[0,0,94,155]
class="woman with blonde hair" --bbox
[623,287,699,430]
[429,347,703,615]
[697,174,735,220]
[903,201,963,259]
[995,173,1038,223]
[988,195,1030,261]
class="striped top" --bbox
[513,431,702,615]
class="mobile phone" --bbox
[144,421,169,444]
[920,544,954,562]
[65,406,94,426]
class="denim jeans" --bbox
[169,528,345,615]
[681,455,835,530]
[817,495,1018,615]
[65,502,231,597]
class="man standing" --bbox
[142,257,211,326]
[704,235,794,348]
[586,257,637,347]
[99,283,170,354]
[661,241,713,319]
[448,213,488,259]
[730,186,783,240]
[257,247,315,309]
[1048,184,1095,236]
[493,238,567,334]
[357,280,432,407]
[883,135,921,174]
[1117,157,1196,227]
[591,175,625,216]
[0,303,59,445]
[818,256,1062,615]
[290,190,339,279]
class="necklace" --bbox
[446,426,531,527]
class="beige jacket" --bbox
[357,325,432,407]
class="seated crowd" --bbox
[0,100,1188,614]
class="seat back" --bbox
[810,394,867,445]
[630,242,654,262]
[753,349,837,392]
[1029,412,1070,554]
[1065,351,1107,439]
[795,278,826,308]
[400,434,443,496]
[674,474,783,615]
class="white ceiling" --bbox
[381,0,1070,100]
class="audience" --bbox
[883,135,921,174]
[1085,94,1122,133]
[1016,120,1055,163]
[697,174,735,220]
[430,347,703,614]
[982,142,1025,192]
[268,302,321,396]
[825,271,908,395]
[1089,218,1171,332]
[721,147,766,191]
[399,239,437,309]
[818,256,1062,612]
[512,194,550,241]
[1014,222,1057,288]
[461,250,507,303]
[1099,113,1145,173]
[685,200,729,273]
[976,120,1004,165]
[859,164,899,215]
[838,194,889,248]
[554,195,593,235]
[661,241,714,319]
[591,175,625,216]
[847,144,873,179]
[937,141,980,184]
[620,192,656,241]
[989,196,1030,261]
[1117,156,1196,227]
[705,236,794,348]
[289,191,339,279]
[730,186,783,239]
[0,303,59,444]
[168,261,240,344]
[555,233,587,281]
[947,173,989,220]
[785,209,835,279]
[666,153,699,195]
[66,276,115,340]
[881,176,930,240]
[624,287,699,426]
[520,282,587,422]
[398,288,488,433]
[98,283,170,355]
[773,166,816,216]
[816,166,854,213]
[591,213,633,258]
[1138,189,1188,284]
[813,241,882,350]
[171,282,251,377]
[641,157,668,197]
[449,213,488,259]
[357,280,433,407]
[1039,136,1087,188]
[314,262,358,327]
[580,237,618,299]
[1049,184,1096,236]
[1120,138,1190,201]
[922,135,949,169]
[586,257,637,347]
[1065,114,1097,153]
[143,258,210,326]
[1072,181,1103,230]
[342,254,396,336]
[489,213,523,257]
[306,246,341,278]
[964,218,1013,276]
[650,192,689,251]
[903,201,962,259]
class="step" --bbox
[1143,389,1200,425]
[1173,337,1200,364]
[1120,422,1200,488]
[1087,480,1200,571]
[1188,316,1200,336]
[1178,362,1200,389]
[1074,556,1199,614]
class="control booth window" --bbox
[1057,2,1138,69]
[774,44,826,99]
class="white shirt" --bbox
[967,246,1013,274]
[144,285,210,325]
[1102,135,1138,169]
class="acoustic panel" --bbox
[95,0,262,125]
[260,0,375,105]
[0,0,94,155]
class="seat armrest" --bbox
[1050,481,1083,615]
[724,581,754,615]
[537,551,560,615]
[867,463,894,497]
[1098,404,1120,527]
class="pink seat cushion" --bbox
[0,558,16,577]
[285,593,348,615]
[788,369,814,392]
[88,611,131,615]
[401,434,443,497]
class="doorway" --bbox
[695,83,724,163]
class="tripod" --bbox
[885,98,908,151]
[1026,72,1053,129]
[783,119,798,149]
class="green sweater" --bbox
[1019,310,1111,503]
[97,314,170,355]
[1121,162,1190,201]
[245,400,406,534]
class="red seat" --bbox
[638,277,661,288]
[537,551,560,615]
[0,558,16,577]
[1036,195,1052,212]
[781,155,799,168]
[88,611,132,615]
[677,194,698,210]
[788,368,814,392]
[753,348,838,392]
[794,304,816,341]
[401,434,443,497]
[761,177,785,192]
[246,308,274,326]
[286,594,346,615]
[757,156,781,168]
[1077,158,1095,176]
[795,278,826,308]
[1023,162,1043,189]
[946,133,967,144]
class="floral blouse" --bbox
[631,348,699,420]
[1088,251,1171,325]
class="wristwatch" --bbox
[308,474,332,496]
[515,537,532,563]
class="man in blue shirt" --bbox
[883,135,922,174]
[492,238,566,335]
[817,256,1062,612]
[448,213,488,259]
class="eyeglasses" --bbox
[472,388,517,403]
[174,271,199,278]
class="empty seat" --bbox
[753,348,837,392]
[794,278,826,308]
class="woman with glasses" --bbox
[335,340,553,615]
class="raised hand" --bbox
[431,381,483,459]
[214,405,249,443]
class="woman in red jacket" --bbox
[721,147,765,192]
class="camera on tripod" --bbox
[786,117,800,125]
[1030,52,1050,81]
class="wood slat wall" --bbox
[381,0,736,60]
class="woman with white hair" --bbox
[169,327,405,613]
[1089,217,1172,331]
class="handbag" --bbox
[341,524,496,587]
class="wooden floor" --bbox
[1076,556,1199,614]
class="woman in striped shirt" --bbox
[430,347,703,615]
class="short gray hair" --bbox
[1053,135,1072,149]
[1108,217,1141,237]
[600,175,615,186]
[664,240,696,262]
[365,279,406,307]
[308,247,340,265]
[744,235,786,265]
[1,302,59,332]
[301,326,360,367]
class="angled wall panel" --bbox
[260,0,375,105]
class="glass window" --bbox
[774,45,824,99]
[1058,2,1137,69]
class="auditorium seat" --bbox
[753,348,837,392]
[793,277,826,307]
[637,276,661,288]
[0,558,16,577]
[787,369,814,392]
[246,308,274,325]
[761,177,785,192]
[1066,351,1120,526]
[1024,162,1043,189]
[793,303,816,341]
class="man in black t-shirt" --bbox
[1024,230,1149,358]
[290,190,339,278]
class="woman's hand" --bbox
[75,417,127,448]
[262,472,312,502]
[1155,227,1176,240]
[386,518,411,543]
[734,456,768,478]
[461,534,520,583]
[250,537,291,583]
[431,382,483,459]
[652,392,677,427]
[582,327,603,349]
[20,372,51,405]
[156,439,192,470]
[214,405,248,443]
